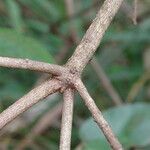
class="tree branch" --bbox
[59,89,74,150]
[0,56,66,75]
[0,79,61,129]
[75,79,123,150]
[65,0,123,106]
[0,0,125,149]
[66,0,124,73]
[91,58,123,105]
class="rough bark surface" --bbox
[0,56,65,75]
[60,89,74,150]
[75,79,123,150]
[66,0,124,73]
[0,0,125,149]
[0,79,61,129]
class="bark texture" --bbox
[75,79,123,150]
[0,56,66,75]
[0,79,61,129]
[66,0,124,73]
[60,89,74,150]
[0,0,125,149]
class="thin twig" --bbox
[0,79,61,129]
[121,1,133,20]
[91,58,123,105]
[0,56,66,75]
[64,0,79,43]
[64,0,74,18]
[16,102,63,150]
[59,89,74,150]
[75,79,123,150]
[127,72,150,102]
[32,102,62,135]
[133,0,138,25]
[55,41,70,64]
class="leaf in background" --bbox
[99,47,124,69]
[79,103,150,149]
[5,0,24,32]
[33,0,60,19]
[19,0,61,22]
[107,65,143,81]
[82,139,109,150]
[0,68,38,105]
[104,30,150,43]
[103,20,150,44]
[0,28,54,63]
[26,19,49,33]
[0,79,25,100]
[139,18,150,32]
[45,34,64,54]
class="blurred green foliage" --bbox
[0,28,54,62]
[0,0,150,149]
[80,103,150,149]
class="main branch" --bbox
[75,79,123,150]
[0,79,61,129]
[66,0,124,73]
[0,56,66,75]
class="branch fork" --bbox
[0,0,124,149]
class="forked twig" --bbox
[65,0,123,106]
[0,0,125,149]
